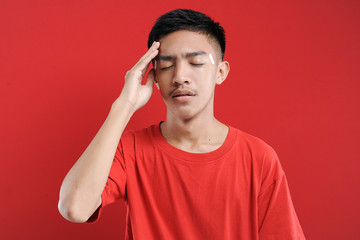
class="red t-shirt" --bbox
[90,124,305,240]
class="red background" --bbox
[1,0,359,239]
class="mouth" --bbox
[170,89,196,102]
[171,89,196,98]
[172,94,194,98]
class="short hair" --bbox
[147,9,226,59]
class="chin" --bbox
[176,111,195,121]
[168,107,197,121]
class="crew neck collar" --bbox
[150,122,238,163]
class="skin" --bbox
[155,30,230,153]
[58,30,230,223]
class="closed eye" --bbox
[160,65,174,70]
[191,63,204,66]
[160,63,204,70]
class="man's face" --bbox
[155,30,226,120]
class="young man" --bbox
[58,9,305,240]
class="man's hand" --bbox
[118,41,160,112]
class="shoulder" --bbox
[230,126,284,185]
[121,124,155,140]
[231,126,279,160]
[119,124,158,152]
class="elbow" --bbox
[58,198,89,223]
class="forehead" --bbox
[158,30,218,56]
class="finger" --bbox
[141,62,151,79]
[142,41,160,61]
[145,68,156,89]
[135,46,159,72]
[133,42,160,71]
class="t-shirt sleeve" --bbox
[86,133,129,223]
[257,146,305,239]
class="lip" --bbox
[170,89,196,102]
[171,89,196,98]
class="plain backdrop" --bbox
[1,0,359,239]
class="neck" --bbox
[160,112,228,153]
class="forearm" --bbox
[58,41,159,223]
[58,98,135,223]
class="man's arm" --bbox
[58,42,160,223]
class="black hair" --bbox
[148,9,226,59]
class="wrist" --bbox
[111,97,137,116]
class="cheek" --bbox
[197,67,217,83]
[155,69,172,81]
[156,78,171,97]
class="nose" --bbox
[172,62,191,85]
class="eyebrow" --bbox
[156,51,207,61]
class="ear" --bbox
[216,61,230,85]
[154,77,160,90]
